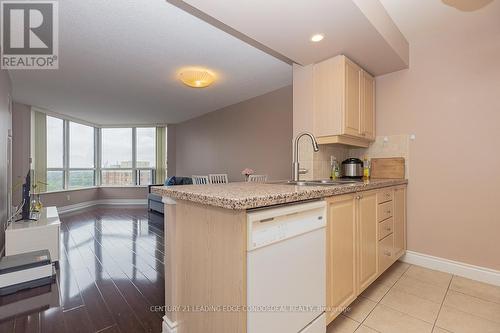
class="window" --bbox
[45,116,96,191]
[136,127,156,186]
[101,128,133,169]
[69,122,95,188]
[46,117,64,191]
[43,115,159,192]
[100,127,156,186]
[101,128,133,185]
[47,170,64,192]
[70,122,94,168]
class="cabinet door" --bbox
[326,195,357,324]
[343,60,361,137]
[361,71,375,140]
[357,192,378,293]
[393,187,407,259]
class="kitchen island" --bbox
[152,179,408,333]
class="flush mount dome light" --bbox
[310,34,324,42]
[179,68,216,88]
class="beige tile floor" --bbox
[327,262,500,333]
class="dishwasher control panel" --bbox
[247,201,326,251]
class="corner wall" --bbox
[172,86,293,182]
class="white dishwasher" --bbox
[247,200,326,333]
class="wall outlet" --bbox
[66,195,71,201]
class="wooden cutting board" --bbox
[370,157,405,179]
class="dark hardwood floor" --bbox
[0,207,165,333]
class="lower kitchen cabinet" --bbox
[393,186,407,258]
[326,184,407,325]
[357,191,378,293]
[325,194,357,324]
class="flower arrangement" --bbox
[241,168,254,181]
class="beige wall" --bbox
[39,187,148,207]
[376,33,500,270]
[40,188,99,207]
[12,102,31,206]
[0,70,12,253]
[173,86,293,182]
[98,187,148,200]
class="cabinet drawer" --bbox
[378,233,394,273]
[378,217,394,240]
[377,201,393,222]
[377,189,393,204]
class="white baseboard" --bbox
[162,316,178,333]
[401,250,500,286]
[57,199,147,215]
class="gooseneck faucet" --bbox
[292,132,320,182]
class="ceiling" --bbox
[380,0,500,43]
[9,0,292,125]
[170,0,409,75]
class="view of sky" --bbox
[70,122,94,168]
[47,116,64,168]
[101,128,133,168]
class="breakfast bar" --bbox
[153,179,407,333]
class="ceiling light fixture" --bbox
[310,34,324,42]
[178,68,216,88]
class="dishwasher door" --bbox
[247,201,326,333]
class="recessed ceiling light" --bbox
[310,34,324,42]
[178,68,216,88]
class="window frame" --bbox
[44,116,157,192]
[46,117,97,191]
[99,127,156,187]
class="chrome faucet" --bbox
[292,132,320,182]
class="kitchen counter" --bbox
[151,178,408,210]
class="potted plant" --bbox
[241,168,255,182]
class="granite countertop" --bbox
[151,178,408,210]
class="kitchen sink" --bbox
[276,179,363,186]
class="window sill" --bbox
[40,185,148,195]
[99,185,148,189]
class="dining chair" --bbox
[208,174,228,184]
[247,174,267,183]
[192,175,209,185]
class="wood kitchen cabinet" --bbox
[326,185,407,325]
[361,71,375,141]
[393,186,407,258]
[325,194,357,324]
[357,191,378,293]
[313,55,375,147]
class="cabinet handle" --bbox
[385,226,392,231]
[386,210,391,214]
[362,133,366,137]
[384,250,392,256]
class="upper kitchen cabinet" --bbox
[314,55,375,147]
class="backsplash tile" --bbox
[350,135,411,179]
[298,141,348,180]
[298,135,411,180]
